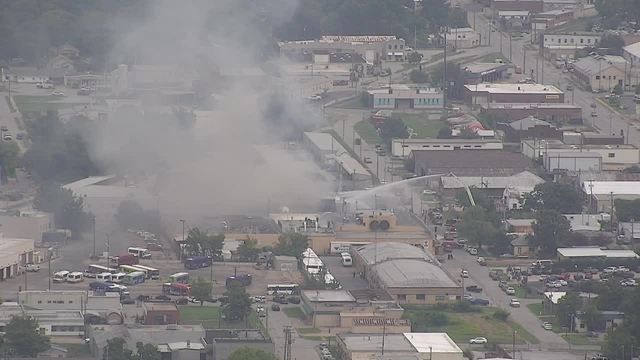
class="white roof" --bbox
[403,333,462,354]
[465,83,563,94]
[557,247,606,257]
[303,132,344,154]
[498,10,531,16]
[602,249,640,258]
[581,181,640,196]
[336,153,369,176]
[544,291,567,304]
[624,41,640,58]
[441,171,544,189]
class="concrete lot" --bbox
[320,255,369,290]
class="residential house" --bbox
[511,235,535,257]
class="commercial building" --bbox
[497,10,531,29]
[0,303,85,337]
[543,152,602,172]
[351,242,461,304]
[279,36,407,64]
[463,63,511,84]
[391,138,503,158]
[445,28,481,49]
[581,132,625,145]
[300,290,410,333]
[366,85,443,110]
[541,32,601,49]
[143,302,179,325]
[572,54,628,92]
[623,41,640,68]
[531,9,575,31]
[557,247,640,260]
[464,83,564,106]
[440,171,545,197]
[491,0,544,17]
[410,150,532,177]
[0,236,35,280]
[521,139,640,170]
[563,213,609,231]
[88,324,206,359]
[336,332,463,360]
[480,103,582,123]
[582,180,640,212]
[502,116,562,141]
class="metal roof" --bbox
[557,247,606,257]
[302,290,356,302]
[508,116,553,130]
[624,41,640,58]
[465,83,563,94]
[303,132,344,153]
[357,242,431,265]
[573,55,627,76]
[403,333,462,353]
[441,170,544,189]
[581,181,640,196]
[374,259,459,288]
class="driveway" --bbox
[443,249,569,349]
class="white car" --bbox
[51,90,65,96]
[468,248,478,255]
[506,287,516,295]
[510,298,521,307]
[542,322,553,330]
[25,264,40,272]
[559,279,568,286]
[463,294,474,301]
[461,270,469,278]
[469,337,488,344]
[603,267,616,274]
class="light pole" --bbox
[512,330,517,359]
[179,219,186,261]
[92,215,96,259]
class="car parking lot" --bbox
[320,255,369,290]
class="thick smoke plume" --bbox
[86,0,332,221]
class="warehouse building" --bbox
[336,332,463,360]
[557,247,639,260]
[464,83,564,106]
[572,54,627,92]
[582,181,640,212]
[480,103,582,123]
[0,236,35,280]
[521,139,640,170]
[351,242,461,304]
[391,138,503,158]
[410,149,532,177]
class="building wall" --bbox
[144,309,179,325]
[0,214,53,244]
[465,88,564,105]
[481,106,582,123]
[574,65,625,92]
[0,238,35,280]
[391,140,503,158]
[387,288,461,305]
[279,38,407,63]
[369,92,443,110]
[446,31,480,49]
[543,34,600,48]
[543,154,602,172]
[513,244,532,257]
[18,291,86,309]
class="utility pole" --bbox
[48,250,51,291]
[509,34,512,61]
[512,330,517,359]
[179,219,186,261]
[443,26,448,119]
[523,47,526,75]
[92,215,96,258]
[381,318,387,355]
[610,191,615,231]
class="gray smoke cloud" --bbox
[85,0,333,221]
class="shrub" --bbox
[492,309,510,321]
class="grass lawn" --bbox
[562,334,604,346]
[394,113,445,138]
[284,307,305,319]
[13,95,82,113]
[354,120,383,144]
[404,307,539,345]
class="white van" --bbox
[25,264,41,272]
[53,270,70,283]
[66,272,84,283]
[110,272,126,283]
[96,272,112,282]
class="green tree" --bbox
[274,233,309,257]
[556,292,580,329]
[407,51,423,64]
[455,187,493,210]
[222,286,252,321]
[4,316,50,357]
[581,304,601,331]
[237,237,259,261]
[379,117,409,146]
[524,182,582,213]
[191,277,213,305]
[136,342,160,360]
[228,347,278,360]
[103,338,133,360]
[599,33,625,55]
[184,228,224,257]
[409,69,430,83]
[34,184,93,236]
[613,83,623,95]
[531,209,571,256]
[615,199,640,221]
[458,206,499,248]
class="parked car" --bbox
[505,287,516,295]
[542,322,553,330]
[175,298,189,305]
[25,264,40,272]
[470,298,489,305]
[271,304,281,311]
[466,285,483,293]
[51,90,65,96]
[477,257,486,266]
[469,337,488,344]
[510,298,521,307]
[463,294,474,301]
[461,270,469,278]
[468,248,478,255]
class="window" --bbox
[435,295,446,302]
[596,75,600,80]
[68,300,73,304]
[570,38,574,43]
[588,39,592,43]
[394,45,398,49]
[564,39,568,43]
[400,45,404,49]
[37,300,42,304]
[398,294,407,301]
[613,76,616,80]
[388,45,392,49]
[580,38,584,43]
[608,153,615,158]
[416,294,426,300]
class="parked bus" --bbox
[110,272,126,283]
[119,265,143,274]
[162,283,192,296]
[341,252,353,267]
[168,272,190,284]
[225,273,252,288]
[184,256,212,269]
[67,272,84,283]
[53,270,69,283]
[96,272,112,282]
[114,253,139,266]
[132,265,160,280]
[123,271,146,285]
[267,284,300,295]
[128,247,152,259]
[84,264,117,278]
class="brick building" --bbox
[143,303,179,325]
[480,102,582,123]
[464,83,564,106]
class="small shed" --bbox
[273,256,298,271]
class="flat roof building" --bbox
[410,150,532,177]
[480,102,582,123]
[464,83,564,106]
[522,139,639,171]
[352,242,461,304]
[391,138,503,158]
[279,35,407,64]
[557,247,640,260]
[463,62,511,84]
[337,332,463,360]
[366,85,443,110]
[582,180,640,212]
